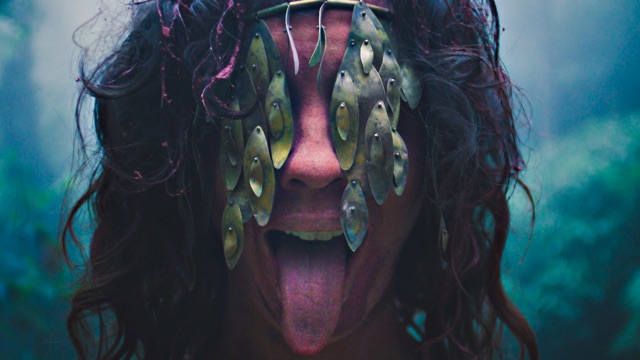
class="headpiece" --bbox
[218,0,422,269]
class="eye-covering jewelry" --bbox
[219,0,422,269]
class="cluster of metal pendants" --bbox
[331,1,421,252]
[219,1,422,269]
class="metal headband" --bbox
[219,1,422,269]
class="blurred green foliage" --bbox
[505,114,640,359]
[0,151,74,359]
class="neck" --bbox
[216,286,417,359]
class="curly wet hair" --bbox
[62,0,539,358]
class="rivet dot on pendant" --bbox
[387,49,392,55]
[277,70,282,75]
[254,33,259,38]
[348,206,356,214]
[392,127,397,132]
[394,152,401,158]
[340,102,346,108]
[228,226,233,232]
[364,39,369,45]
[350,40,355,46]
[377,101,383,108]
[341,71,345,77]
[252,64,257,70]
[351,180,357,186]
[256,127,261,133]
[253,156,259,163]
[390,79,395,85]
[374,133,380,139]
[361,11,366,17]
[273,102,278,107]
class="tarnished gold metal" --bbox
[365,102,394,205]
[336,102,350,141]
[351,2,387,71]
[268,102,284,140]
[391,129,408,196]
[249,155,264,197]
[330,71,359,170]
[400,62,422,109]
[220,97,244,191]
[243,126,275,226]
[226,181,253,223]
[264,70,294,169]
[253,20,284,78]
[379,50,402,126]
[360,40,374,74]
[222,202,244,270]
[246,32,269,98]
[340,180,368,252]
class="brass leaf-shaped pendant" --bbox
[220,97,244,191]
[391,129,409,196]
[360,39,374,74]
[365,102,394,205]
[253,19,284,78]
[400,62,422,110]
[243,126,275,226]
[379,49,402,127]
[352,1,387,71]
[336,102,350,141]
[264,70,293,169]
[330,70,359,170]
[249,155,264,197]
[340,180,369,252]
[222,202,244,270]
[246,32,269,98]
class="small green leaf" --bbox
[309,26,326,68]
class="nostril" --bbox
[288,178,306,189]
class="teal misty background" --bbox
[0,0,638,358]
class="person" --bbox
[63,0,539,358]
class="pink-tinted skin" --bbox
[213,1,425,358]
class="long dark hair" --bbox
[62,0,539,358]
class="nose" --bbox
[278,98,346,191]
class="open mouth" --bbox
[267,230,353,264]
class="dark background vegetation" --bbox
[0,0,638,358]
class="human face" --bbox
[213,0,425,356]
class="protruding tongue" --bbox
[276,238,346,355]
